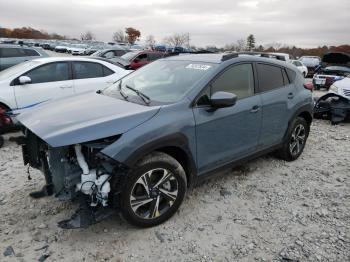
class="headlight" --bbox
[329,85,338,94]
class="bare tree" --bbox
[164,33,190,47]
[223,43,237,52]
[81,31,95,41]
[236,39,247,52]
[264,42,284,51]
[112,30,127,43]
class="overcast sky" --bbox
[1,0,349,47]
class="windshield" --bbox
[103,60,216,104]
[0,60,40,81]
[121,51,138,61]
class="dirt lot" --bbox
[0,117,349,262]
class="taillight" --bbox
[303,82,314,92]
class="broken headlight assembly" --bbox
[21,131,128,228]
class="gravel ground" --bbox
[0,118,349,262]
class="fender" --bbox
[122,133,197,186]
[289,103,313,125]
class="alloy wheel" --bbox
[130,168,179,219]
[289,124,306,156]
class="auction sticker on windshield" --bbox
[186,64,212,70]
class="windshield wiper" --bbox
[118,80,128,101]
[124,84,150,105]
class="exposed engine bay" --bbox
[21,129,126,229]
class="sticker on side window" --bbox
[186,64,211,70]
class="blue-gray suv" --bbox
[17,53,313,228]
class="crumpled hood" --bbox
[16,92,160,147]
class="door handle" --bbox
[288,92,294,99]
[59,85,73,89]
[250,105,260,113]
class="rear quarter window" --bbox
[257,63,285,92]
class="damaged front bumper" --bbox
[20,129,128,228]
[314,93,350,124]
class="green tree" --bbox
[246,34,256,51]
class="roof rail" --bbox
[221,52,286,62]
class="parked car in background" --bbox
[291,60,308,77]
[0,57,129,122]
[268,52,291,63]
[84,44,110,55]
[16,53,313,229]
[111,51,169,70]
[313,52,350,90]
[91,46,130,59]
[0,44,48,71]
[299,56,321,77]
[68,44,88,56]
[313,66,350,90]
[54,44,68,53]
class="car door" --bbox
[193,63,262,174]
[14,62,74,109]
[256,63,295,148]
[72,61,116,93]
[130,53,149,69]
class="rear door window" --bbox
[256,64,285,92]
[211,63,255,99]
[24,62,69,84]
[73,62,104,79]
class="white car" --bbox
[0,57,129,112]
[329,77,350,99]
[291,60,308,77]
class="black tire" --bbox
[120,152,187,227]
[276,117,310,161]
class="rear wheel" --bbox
[120,152,187,227]
[276,117,309,161]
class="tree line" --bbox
[0,26,67,40]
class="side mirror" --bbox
[19,76,31,85]
[210,91,237,108]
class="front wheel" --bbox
[276,117,310,161]
[120,152,187,227]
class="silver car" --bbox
[0,44,48,71]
